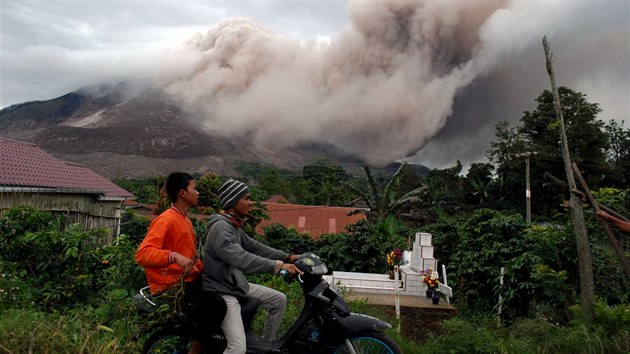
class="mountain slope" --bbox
[0,84,428,179]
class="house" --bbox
[123,200,158,219]
[256,201,367,239]
[265,194,291,204]
[347,197,369,209]
[0,138,134,242]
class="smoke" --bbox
[156,0,627,167]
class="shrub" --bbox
[258,223,315,255]
[0,206,146,309]
[314,220,401,273]
[0,206,109,308]
[449,209,532,318]
[97,233,146,298]
[0,261,33,308]
[119,210,150,244]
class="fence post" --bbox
[394,264,400,333]
[497,267,504,326]
[441,264,450,304]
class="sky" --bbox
[1,0,628,170]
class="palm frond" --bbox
[363,165,382,209]
[380,162,408,212]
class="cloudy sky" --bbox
[1,1,628,170]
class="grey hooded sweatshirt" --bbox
[202,214,289,298]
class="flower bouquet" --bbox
[386,248,404,279]
[422,268,440,301]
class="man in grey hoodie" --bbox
[202,179,302,354]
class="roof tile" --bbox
[256,202,367,239]
[0,138,133,199]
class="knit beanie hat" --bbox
[217,179,249,210]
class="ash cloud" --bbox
[160,0,627,168]
[7,1,623,169]
[161,1,510,166]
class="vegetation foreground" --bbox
[1,205,628,353]
[1,296,629,354]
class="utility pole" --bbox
[516,152,535,223]
[525,156,531,223]
[543,36,595,323]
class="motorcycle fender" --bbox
[331,312,391,336]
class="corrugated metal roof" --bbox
[256,202,367,239]
[0,138,134,199]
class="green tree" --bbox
[196,172,222,213]
[487,88,610,217]
[520,88,608,176]
[259,169,292,201]
[603,120,630,186]
[464,163,495,206]
[112,178,158,203]
[521,88,608,214]
[423,161,464,210]
[301,158,352,206]
[352,162,426,221]
[487,121,528,212]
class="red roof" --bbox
[256,202,367,239]
[0,138,133,199]
[264,195,291,204]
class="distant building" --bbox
[123,200,158,219]
[265,194,291,204]
[0,138,134,242]
[347,197,369,209]
[256,200,368,239]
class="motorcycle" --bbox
[135,252,401,353]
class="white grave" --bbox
[325,231,452,302]
[410,232,436,273]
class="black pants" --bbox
[183,277,228,342]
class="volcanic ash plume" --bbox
[163,1,508,165]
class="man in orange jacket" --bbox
[136,172,226,354]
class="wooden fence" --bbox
[0,191,123,244]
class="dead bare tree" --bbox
[542,36,595,323]
[572,163,630,278]
[544,172,629,220]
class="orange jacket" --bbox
[135,207,202,294]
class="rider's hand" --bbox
[287,255,300,263]
[281,263,303,276]
[172,252,195,276]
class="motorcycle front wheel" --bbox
[143,327,227,354]
[333,330,402,354]
[143,328,191,354]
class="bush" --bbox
[97,233,146,297]
[449,209,532,319]
[256,220,405,274]
[314,220,401,273]
[258,223,315,255]
[0,206,146,310]
[119,210,150,244]
[0,206,111,308]
[0,261,34,308]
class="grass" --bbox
[1,280,628,354]
[0,308,142,353]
